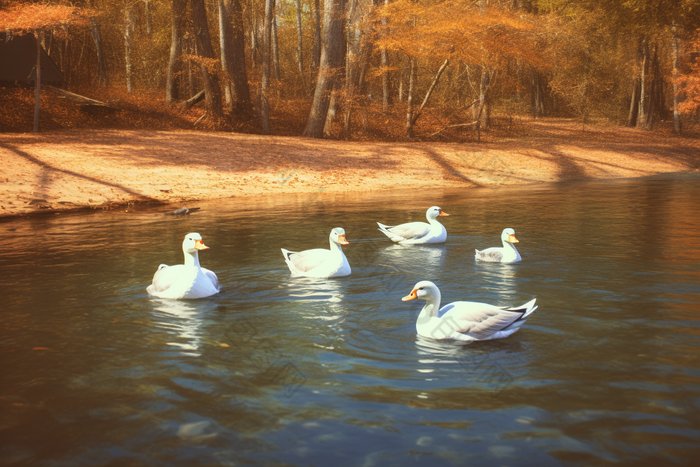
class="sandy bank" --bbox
[1,121,698,218]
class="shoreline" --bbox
[2,123,699,219]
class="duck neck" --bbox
[184,250,200,268]
[427,216,444,235]
[502,240,520,261]
[418,291,441,320]
[329,239,344,256]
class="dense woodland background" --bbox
[1,0,700,140]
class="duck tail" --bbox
[506,298,538,320]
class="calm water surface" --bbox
[1,173,699,466]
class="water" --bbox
[1,173,699,466]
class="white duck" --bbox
[377,206,449,244]
[281,228,351,278]
[147,233,220,299]
[402,281,537,343]
[475,228,522,263]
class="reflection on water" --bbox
[1,173,699,466]
[473,262,520,301]
[376,244,447,273]
[151,299,217,357]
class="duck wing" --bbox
[475,247,504,262]
[147,264,182,295]
[201,267,220,291]
[284,248,331,273]
[441,302,526,340]
[378,221,431,242]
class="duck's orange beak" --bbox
[439,210,449,217]
[508,234,519,243]
[402,289,418,301]
[195,239,210,250]
[338,235,349,245]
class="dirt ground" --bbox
[1,119,699,218]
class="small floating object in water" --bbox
[166,207,201,216]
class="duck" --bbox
[402,281,537,343]
[475,228,522,263]
[377,206,449,244]
[281,228,351,278]
[147,233,220,299]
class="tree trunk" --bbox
[324,83,338,137]
[261,0,275,134]
[166,0,186,103]
[405,56,417,137]
[34,29,41,133]
[627,77,640,127]
[645,44,663,130]
[187,37,196,98]
[231,0,252,113]
[89,15,109,86]
[250,14,259,66]
[219,0,233,110]
[637,38,649,128]
[311,0,322,71]
[344,0,359,138]
[183,89,206,109]
[294,0,307,95]
[219,0,252,114]
[474,69,497,142]
[532,68,546,118]
[191,0,224,117]
[62,34,71,85]
[124,2,135,93]
[474,67,493,128]
[672,23,681,134]
[303,0,346,138]
[144,0,151,35]
[381,0,390,111]
[272,15,281,81]
[45,29,53,56]
[412,58,449,127]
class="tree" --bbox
[0,1,87,132]
[311,0,322,72]
[293,0,308,94]
[191,0,224,117]
[380,0,390,111]
[677,30,700,117]
[83,0,109,87]
[218,0,252,113]
[344,0,374,138]
[261,0,275,133]
[124,0,135,93]
[378,0,541,136]
[303,0,347,138]
[166,0,187,103]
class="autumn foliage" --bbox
[678,31,700,115]
[0,0,699,137]
[0,1,87,31]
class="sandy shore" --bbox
[1,121,698,218]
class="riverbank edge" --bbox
[2,126,699,220]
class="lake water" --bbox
[1,173,699,466]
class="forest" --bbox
[1,0,700,140]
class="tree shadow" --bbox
[0,141,161,203]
